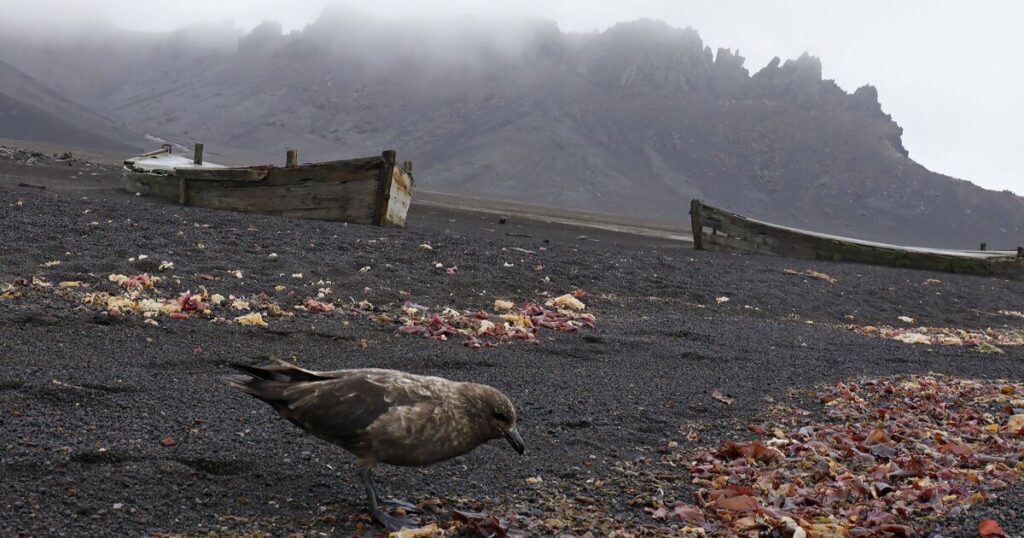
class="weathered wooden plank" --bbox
[262,162,380,186]
[132,145,171,160]
[193,143,204,165]
[705,232,776,256]
[123,148,410,227]
[691,199,1024,280]
[384,166,413,227]
[188,179,378,214]
[191,179,375,204]
[179,177,189,205]
[374,150,397,226]
[179,167,270,182]
[129,165,380,215]
[689,199,704,250]
[125,173,179,200]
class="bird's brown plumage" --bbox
[229,361,525,530]
[229,362,522,467]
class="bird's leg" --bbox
[359,468,419,531]
[362,467,423,514]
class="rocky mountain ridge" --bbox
[0,11,1020,248]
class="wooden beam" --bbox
[286,149,298,168]
[193,143,204,165]
[689,199,704,250]
[382,165,413,227]
[187,181,376,221]
[180,167,270,182]
[178,177,189,205]
[134,145,172,159]
[373,150,397,226]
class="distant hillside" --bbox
[1,11,1021,248]
[0,60,139,152]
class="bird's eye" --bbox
[492,411,508,422]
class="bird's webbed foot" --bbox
[376,497,423,514]
[370,507,420,532]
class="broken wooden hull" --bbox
[123,147,413,227]
[690,199,1024,280]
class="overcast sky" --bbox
[7,0,1023,193]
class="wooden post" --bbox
[178,178,189,205]
[690,199,704,250]
[286,149,298,168]
[193,143,204,165]
[980,242,987,251]
[1017,246,1023,259]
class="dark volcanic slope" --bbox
[2,158,1024,536]
[2,12,1021,248]
[0,61,139,152]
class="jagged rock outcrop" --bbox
[238,20,284,56]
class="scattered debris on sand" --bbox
[2,272,299,326]
[395,296,596,347]
[783,268,838,284]
[848,324,1024,349]
[1,273,597,347]
[0,145,90,166]
[674,375,1024,536]
[431,375,1022,537]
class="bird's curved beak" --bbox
[504,427,525,455]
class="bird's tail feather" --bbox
[228,361,326,411]
[229,360,326,383]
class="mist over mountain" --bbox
[1,8,1021,248]
[0,60,139,151]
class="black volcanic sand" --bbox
[2,158,1024,536]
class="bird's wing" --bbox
[278,371,443,443]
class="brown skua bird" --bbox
[229,361,525,530]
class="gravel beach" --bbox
[2,155,1024,536]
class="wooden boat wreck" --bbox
[123,144,413,227]
[690,199,1024,280]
